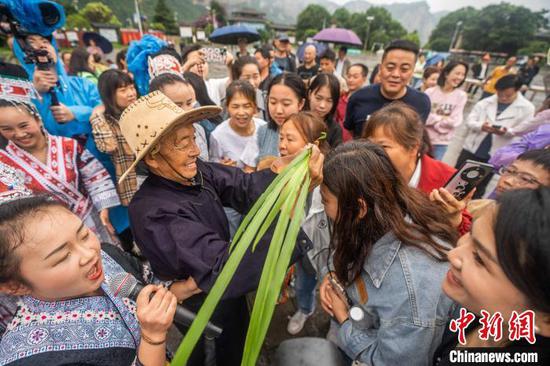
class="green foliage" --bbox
[332,8,351,29]
[296,4,331,40]
[65,1,206,28]
[297,4,408,47]
[210,1,227,27]
[149,22,166,32]
[172,150,313,365]
[518,40,550,56]
[66,13,91,29]
[54,0,78,16]
[402,30,420,46]
[258,24,274,44]
[427,3,547,54]
[80,2,121,26]
[152,0,178,35]
[350,7,407,50]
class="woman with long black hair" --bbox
[319,141,457,365]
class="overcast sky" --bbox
[333,0,548,13]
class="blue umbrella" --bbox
[297,42,328,63]
[425,52,450,67]
[209,25,260,45]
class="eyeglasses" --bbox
[498,167,541,186]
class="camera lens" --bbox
[39,3,60,26]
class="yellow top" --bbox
[483,66,514,94]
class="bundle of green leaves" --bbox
[172,148,313,366]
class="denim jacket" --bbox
[336,231,454,365]
[301,187,331,277]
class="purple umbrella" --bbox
[313,28,362,47]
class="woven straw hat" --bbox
[118,90,221,183]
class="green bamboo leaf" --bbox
[231,149,309,252]
[229,154,304,251]
[171,149,313,366]
[242,185,296,362]
[243,163,309,358]
[243,175,311,365]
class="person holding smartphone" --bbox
[319,141,457,365]
[467,149,550,219]
[458,75,535,197]
[362,102,473,235]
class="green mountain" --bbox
[72,0,206,26]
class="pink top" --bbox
[425,86,468,145]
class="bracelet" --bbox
[141,333,166,346]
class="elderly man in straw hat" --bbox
[118,91,323,365]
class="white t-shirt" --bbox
[194,123,209,162]
[209,117,266,168]
[205,77,229,106]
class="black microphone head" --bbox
[108,272,140,299]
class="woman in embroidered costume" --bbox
[0,195,179,365]
[0,99,119,243]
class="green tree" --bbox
[54,0,78,16]
[427,4,547,54]
[258,23,274,44]
[518,40,549,56]
[332,8,351,29]
[66,13,91,29]
[210,1,227,27]
[149,22,166,32]
[402,30,420,46]
[152,0,178,34]
[463,4,546,54]
[296,4,331,40]
[80,2,121,26]
[350,7,407,50]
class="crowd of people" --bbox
[0,6,549,365]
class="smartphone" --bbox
[201,47,227,64]
[328,274,352,306]
[491,124,502,130]
[444,160,494,200]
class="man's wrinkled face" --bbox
[145,124,201,183]
[304,46,316,64]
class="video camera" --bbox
[0,0,64,104]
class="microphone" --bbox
[109,272,223,339]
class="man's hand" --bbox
[33,69,58,94]
[481,122,507,135]
[220,157,237,167]
[169,277,201,302]
[50,103,75,124]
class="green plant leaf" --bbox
[242,173,311,365]
[171,150,312,366]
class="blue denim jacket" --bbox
[336,231,455,365]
